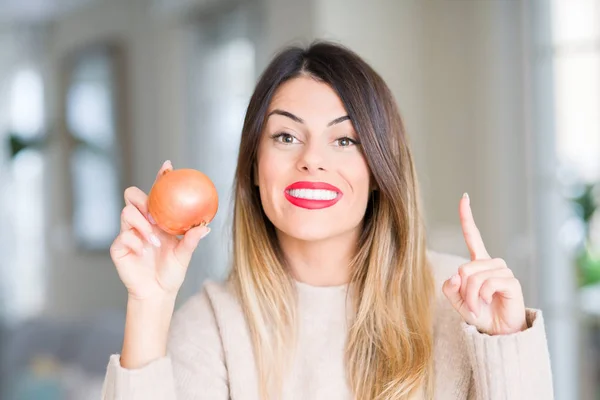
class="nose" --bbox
[296,141,326,173]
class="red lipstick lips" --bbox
[284,181,342,210]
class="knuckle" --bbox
[467,274,481,287]
[121,205,134,219]
[513,278,522,290]
[481,278,492,289]
[479,283,489,295]
[468,296,478,307]
[493,257,508,268]
[458,264,470,276]
[109,237,120,253]
[124,186,138,199]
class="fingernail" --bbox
[149,234,161,247]
[463,192,470,203]
[450,274,460,286]
[470,311,477,320]
[200,227,211,240]
[147,213,156,225]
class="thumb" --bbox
[442,274,464,311]
[174,225,210,267]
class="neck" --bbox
[277,228,361,287]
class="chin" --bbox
[275,214,355,243]
[278,223,335,242]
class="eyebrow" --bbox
[267,109,351,127]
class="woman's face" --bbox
[256,76,372,242]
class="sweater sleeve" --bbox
[463,308,554,400]
[101,290,229,400]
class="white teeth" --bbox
[287,189,338,200]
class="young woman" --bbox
[101,42,553,399]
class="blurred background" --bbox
[0,0,597,398]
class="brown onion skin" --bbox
[148,169,218,235]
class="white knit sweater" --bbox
[101,251,554,399]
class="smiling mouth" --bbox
[286,188,338,200]
[284,182,342,210]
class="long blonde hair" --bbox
[229,41,435,399]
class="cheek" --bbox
[343,156,372,202]
[256,147,296,212]
[257,148,286,189]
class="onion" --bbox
[148,168,218,235]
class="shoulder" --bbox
[171,280,239,325]
[424,249,469,336]
[426,249,469,295]
[425,250,474,385]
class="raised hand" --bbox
[442,193,527,335]
[110,160,211,301]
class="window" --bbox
[539,1,600,398]
[64,45,125,251]
[2,66,46,324]
[552,0,600,183]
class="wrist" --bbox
[120,295,177,369]
[127,292,178,309]
[125,294,177,333]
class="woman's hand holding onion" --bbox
[110,161,214,301]
[111,160,218,369]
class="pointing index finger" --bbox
[459,193,490,261]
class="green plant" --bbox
[569,183,600,287]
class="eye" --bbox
[271,132,300,144]
[335,137,359,147]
